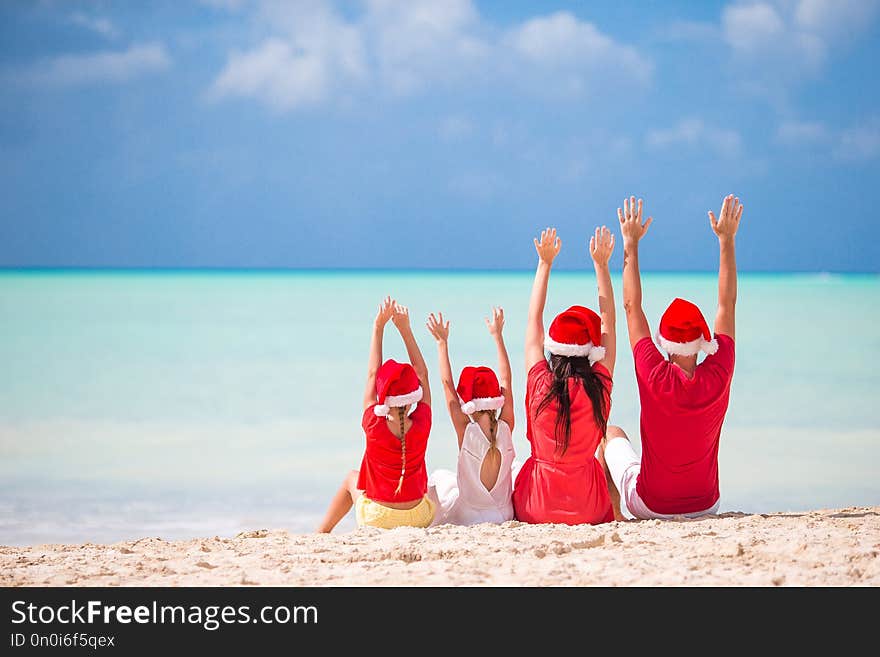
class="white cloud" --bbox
[210,39,329,110]
[209,1,653,111]
[774,117,880,161]
[720,0,879,84]
[835,118,880,161]
[794,0,880,41]
[776,120,829,144]
[364,0,488,94]
[27,43,170,87]
[647,119,703,147]
[505,11,653,87]
[210,1,366,110]
[723,3,785,50]
[69,13,119,39]
[646,118,743,158]
[722,2,825,74]
[508,12,609,63]
[652,0,880,107]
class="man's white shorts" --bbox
[604,437,720,520]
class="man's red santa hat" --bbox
[373,359,423,416]
[657,298,719,356]
[456,366,505,415]
[544,305,606,364]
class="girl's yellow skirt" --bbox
[355,495,435,529]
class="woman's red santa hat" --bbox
[544,305,606,364]
[657,298,719,356]
[456,366,505,415]
[373,359,423,416]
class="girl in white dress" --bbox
[425,307,516,525]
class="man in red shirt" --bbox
[603,194,743,519]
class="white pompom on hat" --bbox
[456,366,505,415]
[373,359,423,416]
[544,305,606,365]
[657,298,719,356]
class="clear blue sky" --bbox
[1,0,878,271]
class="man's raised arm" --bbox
[619,196,654,350]
[709,194,743,341]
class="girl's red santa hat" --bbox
[456,366,505,415]
[373,359,423,416]
[544,305,606,364]
[657,297,719,356]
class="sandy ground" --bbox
[2,506,878,586]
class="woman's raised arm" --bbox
[526,228,561,371]
[589,226,617,377]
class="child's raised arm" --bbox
[619,196,653,350]
[426,312,469,445]
[589,226,617,377]
[526,228,561,371]
[363,296,395,411]
[392,302,431,408]
[709,194,743,341]
[486,306,514,431]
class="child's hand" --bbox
[391,302,411,332]
[589,226,615,266]
[709,194,743,240]
[375,296,395,327]
[485,306,505,338]
[618,196,652,245]
[534,227,562,265]
[426,312,450,343]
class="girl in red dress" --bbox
[317,296,434,532]
[512,226,619,525]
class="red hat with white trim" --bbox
[373,359,423,416]
[544,305,606,364]
[657,298,719,356]
[456,366,505,415]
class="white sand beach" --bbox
[2,506,878,586]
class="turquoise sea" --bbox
[1,270,878,545]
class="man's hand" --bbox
[426,312,450,343]
[712,194,741,340]
[534,227,562,265]
[375,296,395,327]
[618,196,653,245]
[590,226,615,267]
[709,194,743,240]
[485,306,505,338]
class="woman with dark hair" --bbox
[512,226,618,525]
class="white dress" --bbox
[429,419,516,526]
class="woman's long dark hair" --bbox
[536,355,611,455]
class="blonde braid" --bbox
[487,411,499,451]
[394,407,407,496]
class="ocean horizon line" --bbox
[0,266,877,277]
